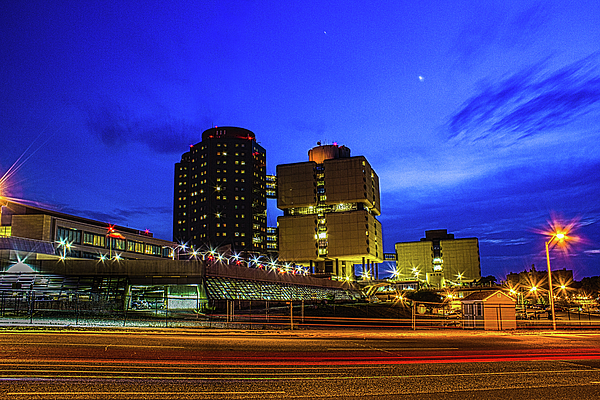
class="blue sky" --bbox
[1,1,599,280]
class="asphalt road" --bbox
[1,328,600,399]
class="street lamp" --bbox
[545,231,567,331]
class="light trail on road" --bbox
[3,329,600,399]
[0,363,598,381]
[3,348,600,365]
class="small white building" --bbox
[462,290,516,330]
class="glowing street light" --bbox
[546,233,566,330]
[529,286,538,294]
[544,227,572,331]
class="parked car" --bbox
[516,311,534,320]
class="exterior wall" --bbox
[308,144,350,164]
[277,162,317,209]
[327,211,382,261]
[395,235,481,285]
[174,152,191,243]
[277,215,318,261]
[439,238,481,282]
[462,292,516,330]
[395,241,432,281]
[323,157,380,215]
[1,200,176,261]
[36,259,203,277]
[174,127,267,253]
[11,215,53,241]
[276,147,383,275]
[483,296,517,330]
[462,301,485,329]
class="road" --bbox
[1,328,600,399]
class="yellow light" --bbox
[555,232,565,240]
[530,286,537,292]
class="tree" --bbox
[580,276,600,298]
[476,275,497,287]
[405,290,443,303]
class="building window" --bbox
[57,227,82,244]
[83,232,105,247]
[127,241,144,253]
[145,244,162,256]
[109,237,126,251]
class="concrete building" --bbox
[277,143,383,280]
[395,230,481,288]
[0,200,176,262]
[174,127,267,254]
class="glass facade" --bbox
[205,277,360,301]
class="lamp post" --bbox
[545,232,565,331]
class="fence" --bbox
[2,289,599,330]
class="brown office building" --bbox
[277,144,383,280]
[174,127,267,254]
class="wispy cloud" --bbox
[447,53,600,145]
[452,2,549,69]
[86,99,212,154]
[479,238,530,246]
[55,204,171,228]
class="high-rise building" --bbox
[174,127,267,254]
[277,143,383,279]
[394,229,481,287]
